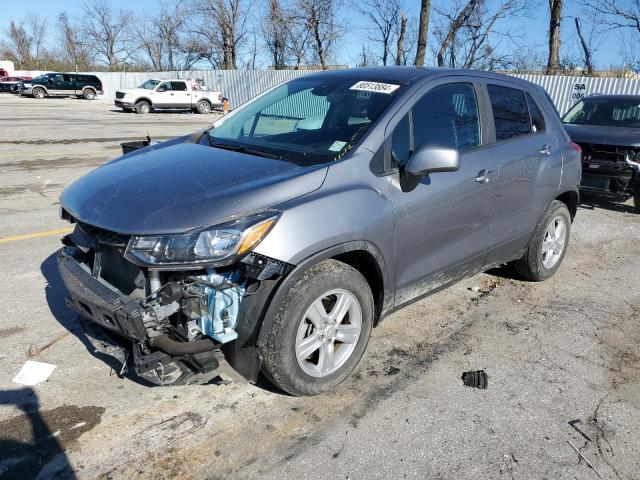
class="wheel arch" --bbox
[135,97,153,107]
[31,84,48,96]
[256,241,391,347]
[556,189,579,220]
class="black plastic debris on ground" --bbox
[461,370,488,389]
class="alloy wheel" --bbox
[541,215,567,269]
[295,289,362,378]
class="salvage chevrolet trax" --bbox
[58,67,581,395]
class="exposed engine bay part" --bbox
[149,335,217,355]
[58,222,295,386]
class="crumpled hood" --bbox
[564,124,640,147]
[61,142,328,235]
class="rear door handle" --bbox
[475,169,493,183]
[540,144,551,155]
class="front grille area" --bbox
[115,91,125,99]
[578,143,630,164]
[77,221,130,247]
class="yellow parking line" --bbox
[0,226,73,244]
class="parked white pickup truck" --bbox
[114,79,223,114]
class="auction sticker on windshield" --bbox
[350,81,400,94]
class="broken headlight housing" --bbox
[125,211,280,268]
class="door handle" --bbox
[170,93,174,96]
[475,169,493,183]
[540,144,551,155]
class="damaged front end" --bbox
[57,212,292,386]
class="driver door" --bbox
[153,81,177,108]
[388,81,497,306]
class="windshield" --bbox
[140,79,160,90]
[208,76,403,165]
[563,98,640,127]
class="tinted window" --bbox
[563,98,640,127]
[487,85,531,140]
[62,74,72,82]
[171,81,187,91]
[391,113,411,167]
[526,92,545,133]
[157,81,171,91]
[412,83,480,151]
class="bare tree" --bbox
[4,21,33,68]
[435,0,479,67]
[135,0,192,70]
[287,19,311,68]
[414,0,431,65]
[26,14,48,60]
[432,0,529,70]
[81,0,133,69]
[296,0,341,69]
[546,0,563,74]
[583,0,640,34]
[58,13,92,70]
[396,12,408,65]
[191,0,251,69]
[354,0,400,66]
[263,0,289,69]
[574,17,594,74]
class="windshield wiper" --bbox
[206,135,282,160]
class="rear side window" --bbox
[487,85,531,140]
[526,92,545,133]
[171,81,187,91]
[412,83,481,151]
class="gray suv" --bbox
[57,67,581,395]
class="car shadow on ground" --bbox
[0,387,76,479]
[40,252,156,388]
[579,193,638,214]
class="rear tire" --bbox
[83,88,96,100]
[515,200,571,281]
[32,87,46,99]
[261,260,374,396]
[136,101,151,114]
[196,100,212,114]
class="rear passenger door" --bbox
[170,81,191,108]
[60,74,76,95]
[388,80,498,306]
[483,83,559,264]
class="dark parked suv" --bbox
[24,72,103,100]
[563,95,640,211]
[57,67,581,395]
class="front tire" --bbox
[136,100,151,114]
[261,260,374,396]
[32,87,46,99]
[515,200,571,281]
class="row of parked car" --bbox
[1,71,224,114]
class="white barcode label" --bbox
[350,81,400,94]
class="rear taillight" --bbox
[570,142,582,154]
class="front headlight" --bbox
[125,211,280,267]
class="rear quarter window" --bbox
[487,84,532,140]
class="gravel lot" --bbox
[0,93,639,480]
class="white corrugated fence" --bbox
[14,69,640,115]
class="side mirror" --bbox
[405,144,460,176]
[401,145,460,192]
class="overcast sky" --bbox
[0,0,631,69]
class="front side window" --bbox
[140,79,160,90]
[412,83,481,151]
[157,81,171,92]
[487,84,532,140]
[563,98,640,127]
[209,76,403,165]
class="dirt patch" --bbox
[0,404,104,478]
[0,326,26,338]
